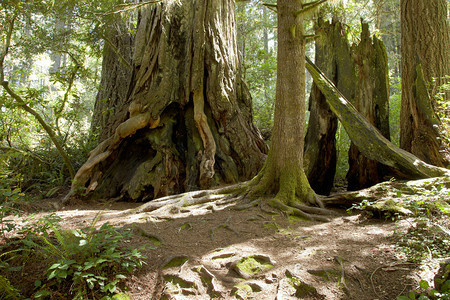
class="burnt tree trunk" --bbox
[306,56,449,180]
[69,1,267,202]
[304,19,355,195]
[400,0,449,167]
[346,22,391,190]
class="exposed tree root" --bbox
[132,223,165,244]
[96,178,336,222]
[210,216,239,240]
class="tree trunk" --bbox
[400,0,449,167]
[69,0,267,202]
[306,56,449,179]
[247,0,319,211]
[90,21,134,143]
[346,22,391,190]
[304,18,355,195]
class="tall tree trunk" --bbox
[69,0,267,202]
[304,18,355,195]
[247,0,320,211]
[347,22,391,190]
[400,0,449,167]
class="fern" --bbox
[0,275,22,300]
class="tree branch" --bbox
[1,82,76,179]
[295,0,328,16]
[263,3,278,13]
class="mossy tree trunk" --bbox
[346,22,391,190]
[69,0,267,202]
[246,0,322,214]
[304,18,355,195]
[400,0,449,167]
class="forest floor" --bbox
[2,187,448,300]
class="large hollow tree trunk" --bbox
[346,22,391,190]
[304,18,355,195]
[68,0,267,202]
[306,56,449,180]
[400,0,449,167]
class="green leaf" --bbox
[48,269,58,280]
[79,239,88,247]
[35,280,42,288]
[397,296,410,300]
[420,280,429,289]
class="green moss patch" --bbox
[285,270,323,298]
[233,255,274,279]
[232,282,262,300]
[161,255,189,269]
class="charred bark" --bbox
[346,22,391,190]
[306,56,449,180]
[69,1,267,202]
[304,19,354,195]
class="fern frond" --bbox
[0,275,22,300]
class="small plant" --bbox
[0,175,26,239]
[397,278,450,300]
[0,274,22,299]
[24,216,149,299]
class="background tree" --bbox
[0,0,119,194]
[236,0,277,138]
[400,0,449,167]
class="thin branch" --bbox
[103,35,132,70]
[0,14,17,83]
[95,0,164,16]
[1,82,76,179]
[295,0,328,16]
[263,3,278,13]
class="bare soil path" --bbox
[10,197,435,300]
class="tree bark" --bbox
[90,21,134,143]
[304,18,355,195]
[346,22,391,190]
[69,0,267,202]
[306,56,449,180]
[246,0,321,214]
[400,0,449,167]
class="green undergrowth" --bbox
[0,212,150,299]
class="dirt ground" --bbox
[4,194,442,300]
